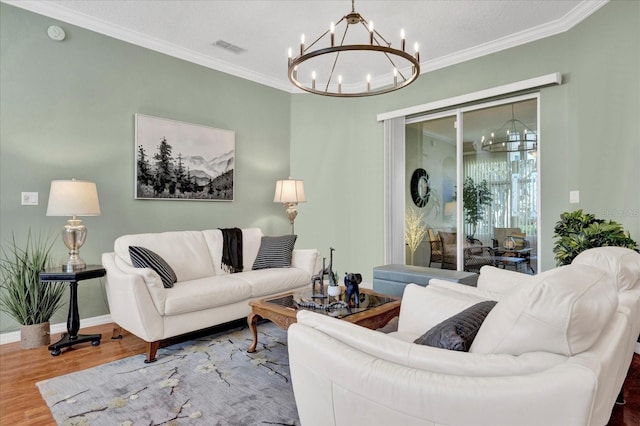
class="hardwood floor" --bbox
[0,324,638,425]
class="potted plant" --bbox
[0,231,66,349]
[327,278,341,297]
[461,177,493,240]
[553,209,637,266]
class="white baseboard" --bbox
[0,314,112,345]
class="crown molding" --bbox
[2,0,608,95]
[1,0,293,93]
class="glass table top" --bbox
[265,288,397,319]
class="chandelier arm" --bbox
[358,16,410,80]
[382,53,410,81]
[305,16,346,53]
[306,29,330,52]
[324,23,351,92]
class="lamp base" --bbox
[63,257,86,272]
[283,202,299,235]
[61,218,88,272]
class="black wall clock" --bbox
[410,168,431,207]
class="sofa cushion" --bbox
[163,275,252,316]
[397,284,492,337]
[476,265,533,293]
[572,247,640,292]
[470,264,618,356]
[115,231,215,281]
[129,246,177,288]
[414,300,497,351]
[236,267,310,298]
[252,235,297,270]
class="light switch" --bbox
[569,190,580,204]
[21,192,38,205]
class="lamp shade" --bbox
[46,180,101,217]
[274,178,306,204]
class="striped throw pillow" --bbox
[252,235,297,270]
[129,246,177,288]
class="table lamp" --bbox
[274,177,306,234]
[46,179,101,271]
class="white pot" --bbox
[327,286,341,297]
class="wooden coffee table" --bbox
[247,287,401,352]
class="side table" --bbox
[40,265,106,356]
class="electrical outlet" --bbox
[21,192,38,205]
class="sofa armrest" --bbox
[291,249,320,276]
[102,253,165,341]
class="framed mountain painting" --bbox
[135,114,235,201]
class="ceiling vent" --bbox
[213,40,246,54]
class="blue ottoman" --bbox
[373,264,478,297]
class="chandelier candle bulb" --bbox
[300,34,305,55]
[414,42,420,61]
[367,74,371,91]
[393,68,398,86]
[330,22,335,46]
[338,75,342,93]
[369,21,374,44]
[312,71,316,89]
[288,48,292,67]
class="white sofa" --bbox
[288,247,640,426]
[102,228,319,362]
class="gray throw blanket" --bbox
[220,228,243,273]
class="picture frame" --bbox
[134,114,235,201]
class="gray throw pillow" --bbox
[252,235,297,270]
[129,246,177,288]
[414,300,497,351]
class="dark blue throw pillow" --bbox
[414,300,497,351]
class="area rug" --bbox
[37,322,298,425]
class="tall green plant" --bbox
[461,177,493,239]
[552,209,637,266]
[0,231,66,325]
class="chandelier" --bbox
[481,105,538,153]
[287,0,420,97]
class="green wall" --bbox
[0,4,293,332]
[1,1,639,334]
[291,0,639,277]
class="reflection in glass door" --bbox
[405,114,457,268]
[404,96,538,274]
[462,99,537,274]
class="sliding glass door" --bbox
[404,95,539,274]
[405,114,457,268]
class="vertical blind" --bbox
[463,152,537,245]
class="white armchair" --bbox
[288,247,640,426]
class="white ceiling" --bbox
[5,0,607,93]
